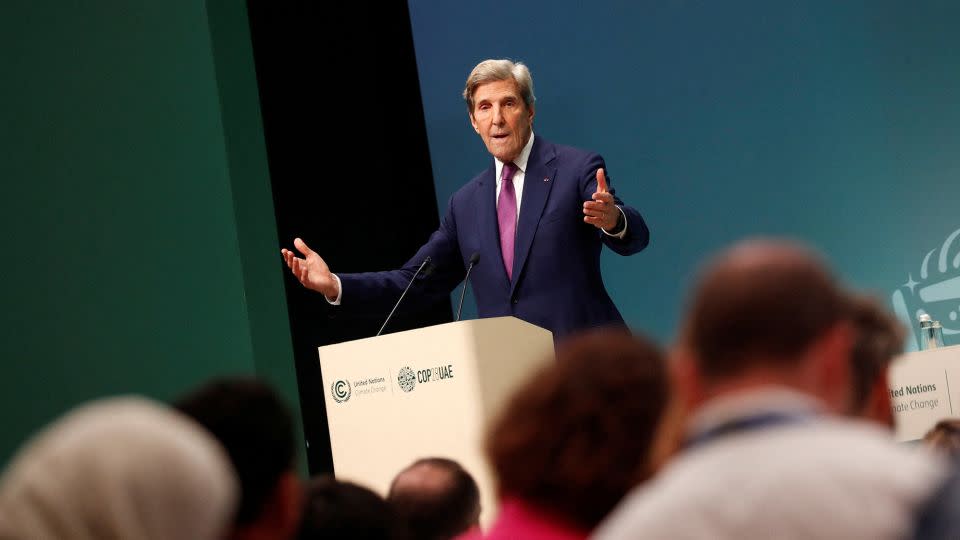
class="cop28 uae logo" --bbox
[330,380,351,403]
[397,367,416,392]
[892,227,960,350]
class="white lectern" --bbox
[889,344,960,441]
[318,316,554,525]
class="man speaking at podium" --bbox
[282,59,649,339]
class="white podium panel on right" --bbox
[889,345,960,441]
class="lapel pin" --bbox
[544,177,550,182]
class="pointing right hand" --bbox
[281,238,340,299]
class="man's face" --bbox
[469,79,534,163]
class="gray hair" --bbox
[463,59,536,112]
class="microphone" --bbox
[377,256,434,336]
[456,253,480,322]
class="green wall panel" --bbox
[0,1,299,467]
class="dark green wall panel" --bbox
[0,1,299,466]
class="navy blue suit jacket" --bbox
[339,137,649,338]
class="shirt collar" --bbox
[686,386,826,440]
[495,131,535,182]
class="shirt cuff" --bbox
[602,206,628,239]
[326,274,342,305]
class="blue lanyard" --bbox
[684,411,813,449]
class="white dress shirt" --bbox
[496,133,626,238]
[494,132,534,217]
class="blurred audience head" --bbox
[677,239,853,411]
[387,457,481,540]
[924,420,960,461]
[176,377,300,540]
[0,397,237,540]
[298,476,397,540]
[846,292,905,426]
[486,328,669,530]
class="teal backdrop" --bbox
[3,0,960,471]
[408,0,960,350]
[0,1,302,469]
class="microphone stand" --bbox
[377,256,433,336]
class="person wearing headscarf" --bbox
[0,396,238,540]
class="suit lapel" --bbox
[511,138,557,295]
[476,164,511,290]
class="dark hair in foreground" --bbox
[387,457,481,540]
[847,293,906,413]
[175,377,296,525]
[924,419,960,461]
[298,476,396,540]
[486,328,669,529]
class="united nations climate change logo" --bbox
[331,379,351,403]
[397,366,416,393]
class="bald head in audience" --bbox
[387,457,481,540]
[677,239,854,411]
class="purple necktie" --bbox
[497,162,519,280]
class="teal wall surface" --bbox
[409,1,960,350]
[0,1,300,467]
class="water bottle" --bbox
[919,313,945,350]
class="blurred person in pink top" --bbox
[483,328,671,539]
